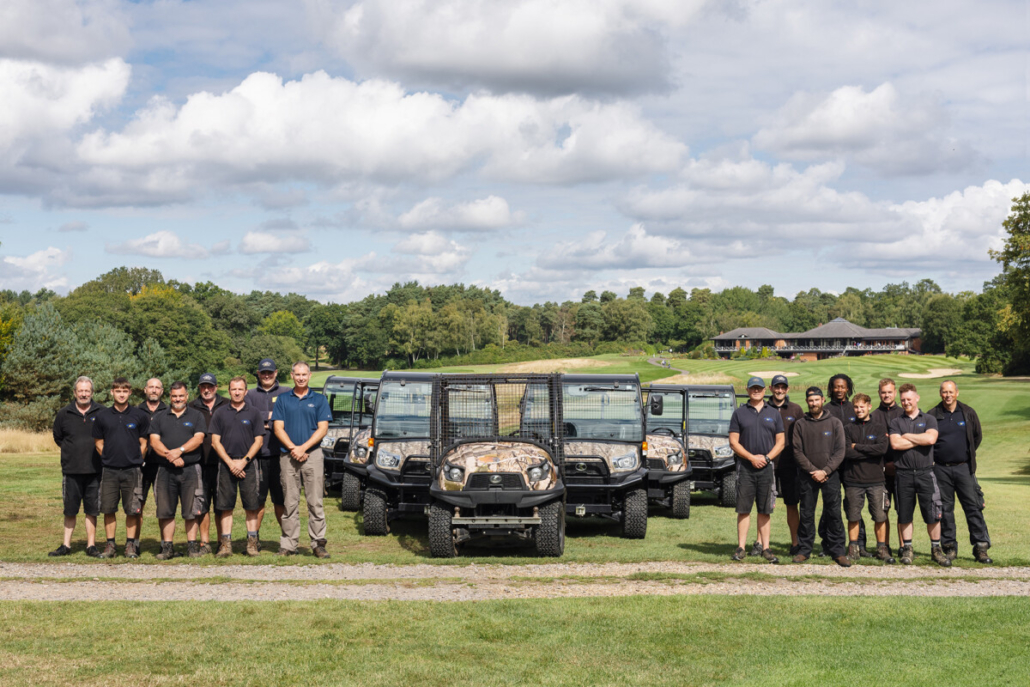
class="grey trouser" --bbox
[279,449,326,551]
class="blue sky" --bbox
[1,0,1027,304]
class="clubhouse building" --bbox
[711,317,922,361]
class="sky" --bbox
[0,0,1027,305]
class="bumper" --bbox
[565,466,648,494]
[688,458,734,490]
[430,482,564,510]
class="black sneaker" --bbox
[731,547,746,561]
[942,544,958,562]
[789,544,800,557]
[85,545,102,559]
[747,540,763,557]
[899,545,914,565]
[876,544,896,565]
[761,548,779,564]
[973,543,993,564]
[930,546,952,567]
[48,544,72,557]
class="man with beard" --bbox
[821,373,871,557]
[188,373,229,555]
[873,378,903,554]
[767,374,804,556]
[138,378,167,514]
[50,376,104,557]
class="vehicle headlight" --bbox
[715,445,734,459]
[611,451,638,472]
[445,465,464,483]
[353,447,367,459]
[376,449,401,470]
[320,436,336,449]
[666,450,683,467]
[527,462,550,483]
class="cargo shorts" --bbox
[99,467,143,516]
[154,463,205,520]
[894,468,942,525]
[843,483,889,523]
[736,459,776,515]
[62,473,101,518]
[216,460,263,512]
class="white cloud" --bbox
[536,223,690,269]
[239,230,311,254]
[392,231,472,274]
[0,0,129,64]
[753,83,978,175]
[398,195,523,231]
[57,220,88,232]
[0,246,71,291]
[307,0,706,95]
[106,230,210,259]
[253,252,378,301]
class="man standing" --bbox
[727,377,784,564]
[768,375,804,556]
[873,378,903,554]
[929,381,991,563]
[92,377,150,559]
[244,358,290,537]
[188,372,229,555]
[843,393,894,563]
[888,383,951,567]
[50,376,104,557]
[210,377,265,557]
[792,386,850,567]
[148,382,207,559]
[138,378,167,511]
[823,373,868,556]
[272,361,332,558]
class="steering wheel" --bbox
[650,427,676,437]
[510,429,545,443]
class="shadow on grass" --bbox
[678,541,740,557]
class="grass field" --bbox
[3,354,1028,567]
[1,596,1027,686]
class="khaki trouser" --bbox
[279,448,326,551]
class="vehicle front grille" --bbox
[466,473,527,490]
[401,459,430,476]
[647,458,666,471]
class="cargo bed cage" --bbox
[429,373,566,474]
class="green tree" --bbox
[920,293,963,354]
[258,310,306,343]
[602,298,654,342]
[0,303,77,429]
[127,285,231,376]
[574,302,604,344]
[989,192,1030,373]
[240,335,305,381]
[71,321,143,404]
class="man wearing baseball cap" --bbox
[727,377,784,563]
[245,358,291,540]
[188,372,228,554]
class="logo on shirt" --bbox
[763,416,774,423]
[242,420,251,425]
[867,434,877,441]
[787,416,795,421]
[916,423,925,429]
[958,421,966,426]
[126,423,136,429]
[823,431,832,437]
[307,403,315,408]
[183,422,194,428]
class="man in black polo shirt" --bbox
[823,373,869,557]
[873,378,903,555]
[889,383,950,567]
[211,377,265,557]
[50,376,104,557]
[189,372,229,555]
[727,377,784,563]
[768,375,804,556]
[138,378,167,511]
[149,381,207,560]
[244,358,290,537]
[792,386,850,567]
[843,393,893,563]
[929,380,990,563]
[92,377,151,559]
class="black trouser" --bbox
[934,462,990,550]
[819,495,867,549]
[799,471,846,558]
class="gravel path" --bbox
[1,561,1027,601]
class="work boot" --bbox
[216,535,233,558]
[100,541,117,559]
[847,543,861,563]
[930,546,952,567]
[834,555,852,568]
[187,541,202,558]
[155,542,176,561]
[942,544,958,562]
[197,542,213,556]
[792,553,809,564]
[48,544,72,557]
[858,543,874,558]
[748,540,763,557]
[85,545,102,559]
[312,540,330,559]
[973,543,993,564]
[125,541,139,559]
[246,535,260,557]
[899,545,914,565]
[277,548,298,557]
[731,547,746,561]
[761,548,778,565]
[876,544,896,565]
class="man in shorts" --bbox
[138,378,167,510]
[148,381,207,559]
[768,375,803,555]
[244,358,291,537]
[727,377,784,564]
[873,378,903,554]
[188,372,228,555]
[888,383,951,567]
[210,377,265,557]
[50,376,104,557]
[92,377,150,559]
[842,393,894,563]
[792,386,850,567]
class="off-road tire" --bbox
[621,488,648,539]
[535,499,565,557]
[427,501,458,558]
[340,472,362,511]
[671,480,691,519]
[362,488,390,536]
[718,471,737,508]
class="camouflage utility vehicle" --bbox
[667,385,737,506]
[360,371,435,535]
[642,385,693,518]
[550,374,649,538]
[320,376,379,505]
[427,373,566,558]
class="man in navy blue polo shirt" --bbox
[272,361,332,558]
[92,377,151,559]
[245,358,291,536]
[211,377,265,557]
[728,377,785,563]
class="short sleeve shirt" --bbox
[729,402,785,457]
[149,407,207,466]
[888,410,938,470]
[92,405,151,469]
[271,388,333,452]
[209,402,265,457]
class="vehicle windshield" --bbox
[445,384,495,438]
[373,381,432,438]
[645,391,684,437]
[561,383,643,442]
[325,382,378,427]
[687,389,736,436]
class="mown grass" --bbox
[4,354,1027,567]
[0,597,1027,686]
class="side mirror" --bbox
[649,394,663,416]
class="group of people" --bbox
[729,373,991,566]
[49,358,334,559]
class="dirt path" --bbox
[2,561,1026,601]
[647,357,687,374]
